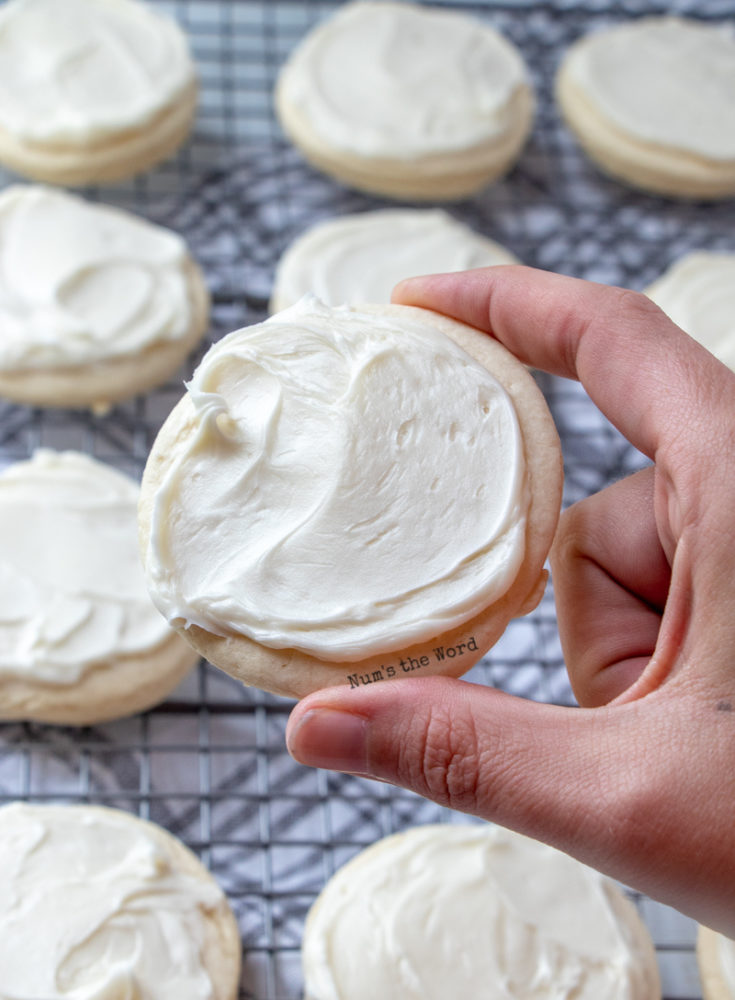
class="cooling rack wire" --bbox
[2,1,734,996]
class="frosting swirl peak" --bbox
[146,299,528,661]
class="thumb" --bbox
[287,676,631,849]
[286,676,696,906]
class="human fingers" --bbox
[392,265,728,465]
[286,674,735,935]
[394,266,735,693]
[287,678,634,863]
[551,467,671,707]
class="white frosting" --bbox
[278,1,530,158]
[717,932,735,989]
[303,824,661,1000]
[271,209,518,311]
[146,298,527,661]
[567,18,735,161]
[0,0,194,145]
[0,450,171,685]
[0,185,196,371]
[646,251,735,371]
[0,803,223,1000]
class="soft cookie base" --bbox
[0,632,200,726]
[0,80,198,187]
[275,80,534,202]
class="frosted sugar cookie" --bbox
[556,18,735,199]
[270,208,519,313]
[139,298,562,699]
[275,1,534,201]
[698,926,735,1000]
[302,824,661,1000]
[645,251,735,370]
[0,0,197,185]
[0,450,199,725]
[0,802,240,1000]
[0,186,208,411]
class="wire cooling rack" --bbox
[1,1,733,996]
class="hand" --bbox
[286,265,735,935]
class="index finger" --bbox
[392,265,728,462]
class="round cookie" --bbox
[270,208,519,313]
[0,0,198,185]
[698,926,735,1000]
[645,251,735,370]
[556,17,735,199]
[0,449,199,726]
[302,823,662,1000]
[0,186,209,412]
[139,298,562,700]
[0,802,240,1000]
[275,1,534,202]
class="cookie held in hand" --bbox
[139,299,562,699]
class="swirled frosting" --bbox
[271,209,518,312]
[646,251,735,371]
[0,450,171,685]
[146,298,527,661]
[277,1,530,158]
[0,0,194,144]
[303,824,661,1000]
[0,802,224,1000]
[0,185,196,371]
[565,18,735,160]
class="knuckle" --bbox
[609,286,664,326]
[401,703,486,813]
[550,505,581,568]
[550,501,593,577]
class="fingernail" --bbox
[287,707,369,774]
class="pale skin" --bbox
[286,265,735,936]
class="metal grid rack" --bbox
[0,1,732,996]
